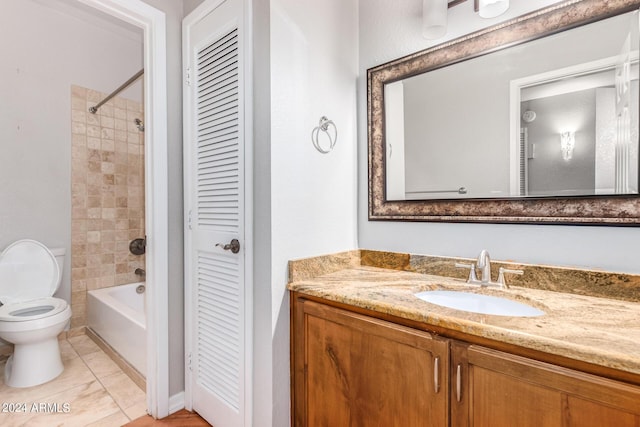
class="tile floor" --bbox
[0,335,146,426]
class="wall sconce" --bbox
[560,131,575,161]
[424,0,510,40]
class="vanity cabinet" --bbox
[291,299,450,427]
[451,342,640,427]
[291,294,640,427]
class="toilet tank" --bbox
[49,247,66,287]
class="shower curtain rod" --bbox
[88,68,144,114]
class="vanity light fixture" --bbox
[560,131,575,161]
[422,0,448,39]
[424,0,510,40]
[476,0,510,19]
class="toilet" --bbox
[0,239,72,388]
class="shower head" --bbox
[134,118,145,132]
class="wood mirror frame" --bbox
[368,0,640,225]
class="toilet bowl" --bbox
[0,240,72,388]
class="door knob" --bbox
[216,238,240,254]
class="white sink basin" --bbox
[415,290,544,317]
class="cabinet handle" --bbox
[433,356,440,393]
[456,364,462,402]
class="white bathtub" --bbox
[87,282,146,376]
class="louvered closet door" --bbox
[184,0,246,426]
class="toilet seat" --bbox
[0,297,68,322]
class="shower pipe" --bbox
[88,69,144,114]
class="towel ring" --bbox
[311,116,337,154]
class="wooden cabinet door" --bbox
[292,299,449,427]
[451,341,640,427]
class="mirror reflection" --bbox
[385,10,639,201]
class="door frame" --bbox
[76,0,170,418]
[182,0,254,424]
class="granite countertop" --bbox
[288,265,640,377]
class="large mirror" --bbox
[368,0,640,224]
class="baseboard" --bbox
[169,391,185,415]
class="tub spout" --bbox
[135,268,146,277]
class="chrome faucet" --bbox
[455,249,523,289]
[477,249,492,283]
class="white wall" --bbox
[526,89,596,195]
[254,0,359,425]
[0,0,143,306]
[358,0,640,275]
[183,0,204,16]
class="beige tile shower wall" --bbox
[70,85,145,329]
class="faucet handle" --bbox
[455,262,478,283]
[497,267,524,289]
